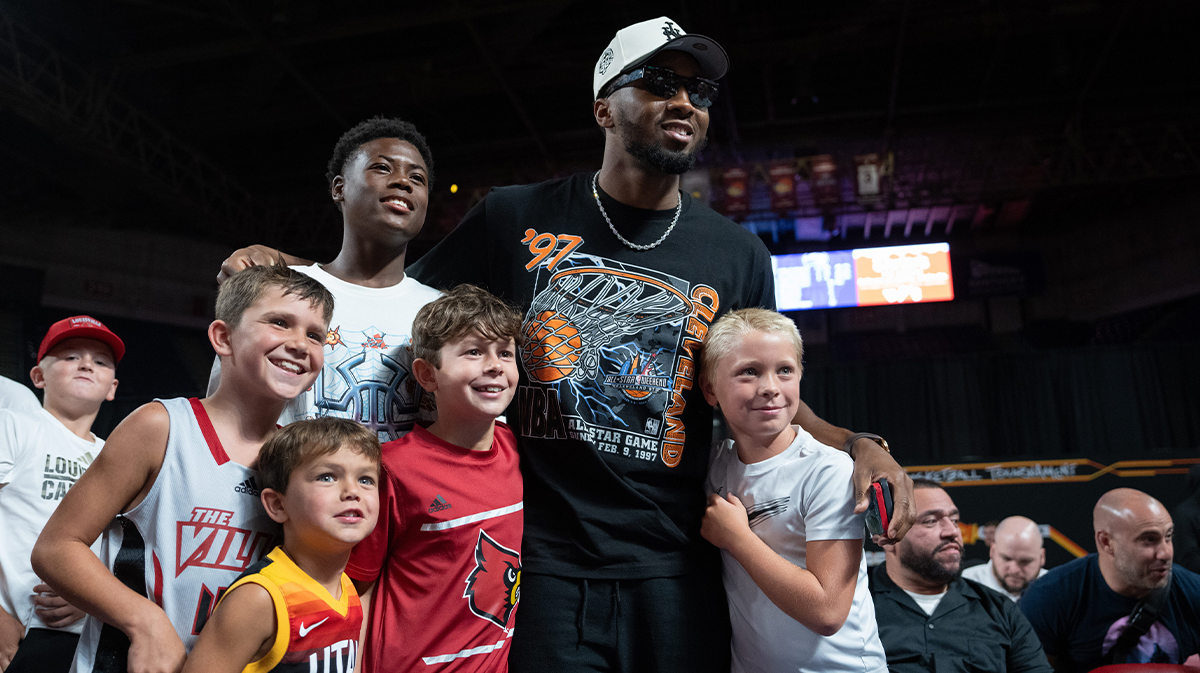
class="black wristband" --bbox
[845,432,890,458]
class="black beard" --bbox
[625,138,701,175]
[900,543,962,585]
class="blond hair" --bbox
[701,308,804,386]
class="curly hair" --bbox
[325,116,435,188]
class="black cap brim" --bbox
[626,33,729,81]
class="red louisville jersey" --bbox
[347,423,522,672]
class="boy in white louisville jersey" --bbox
[699,309,886,673]
[33,262,334,673]
[210,116,441,443]
[0,316,122,673]
[346,285,523,673]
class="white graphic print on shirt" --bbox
[517,241,718,469]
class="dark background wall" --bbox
[1,1,1196,474]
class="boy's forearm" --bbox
[216,245,313,285]
[32,537,162,636]
[723,532,853,637]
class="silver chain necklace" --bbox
[591,171,682,251]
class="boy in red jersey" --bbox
[183,417,381,673]
[347,284,523,673]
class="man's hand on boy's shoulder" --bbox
[217,245,311,284]
[849,440,916,545]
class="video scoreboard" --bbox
[772,242,954,311]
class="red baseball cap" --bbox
[37,315,126,364]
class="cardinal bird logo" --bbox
[463,530,521,630]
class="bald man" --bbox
[963,516,1047,601]
[1020,488,1200,672]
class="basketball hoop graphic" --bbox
[523,267,693,383]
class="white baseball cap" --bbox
[593,17,729,99]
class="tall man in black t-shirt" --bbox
[218,16,916,672]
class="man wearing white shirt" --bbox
[963,516,1048,601]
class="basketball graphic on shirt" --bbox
[521,266,692,384]
[523,312,584,382]
[518,248,724,468]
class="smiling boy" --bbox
[0,317,122,673]
[211,117,442,443]
[346,285,523,673]
[33,262,334,673]
[182,418,380,673]
[701,308,886,673]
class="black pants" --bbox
[7,628,79,673]
[509,571,731,673]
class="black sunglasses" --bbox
[600,65,720,109]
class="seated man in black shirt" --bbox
[1020,488,1200,672]
[870,479,1051,673]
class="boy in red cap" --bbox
[0,315,123,673]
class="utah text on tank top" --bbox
[72,397,280,673]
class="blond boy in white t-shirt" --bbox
[700,308,886,673]
[0,316,123,673]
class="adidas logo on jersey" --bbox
[234,477,261,497]
[428,494,452,513]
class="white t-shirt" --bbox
[901,588,946,615]
[0,407,102,634]
[706,426,887,673]
[208,265,442,442]
[962,559,1048,601]
[0,376,40,415]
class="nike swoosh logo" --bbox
[298,616,330,637]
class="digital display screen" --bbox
[773,243,954,311]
